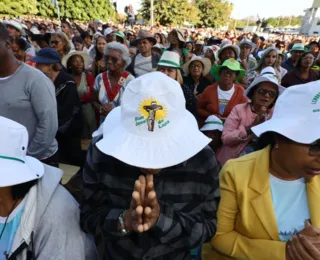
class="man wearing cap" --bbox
[281,43,305,72]
[104,28,115,43]
[127,30,160,77]
[81,72,220,260]
[238,38,257,72]
[0,23,58,166]
[29,48,84,166]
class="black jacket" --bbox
[126,52,161,77]
[183,75,212,95]
[54,71,83,137]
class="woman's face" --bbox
[189,61,203,77]
[264,50,277,67]
[219,67,237,85]
[97,37,107,55]
[158,66,177,81]
[169,32,179,45]
[74,41,83,51]
[105,49,125,72]
[61,23,70,34]
[276,55,283,66]
[186,43,193,52]
[220,48,236,62]
[252,82,278,108]
[70,55,85,75]
[275,137,320,180]
[300,53,315,69]
[205,49,214,60]
[11,43,25,61]
[73,29,80,37]
[50,36,64,52]
[155,34,161,44]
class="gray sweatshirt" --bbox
[9,164,99,260]
[0,63,58,159]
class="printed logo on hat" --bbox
[136,98,169,132]
[311,92,320,105]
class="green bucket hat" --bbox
[212,58,246,81]
[290,43,306,52]
[114,31,125,39]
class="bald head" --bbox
[0,23,10,41]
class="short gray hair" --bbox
[105,42,131,68]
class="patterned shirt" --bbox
[80,136,221,260]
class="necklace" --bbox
[0,200,18,240]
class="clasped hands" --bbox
[123,175,160,233]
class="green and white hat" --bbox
[290,43,305,52]
[200,115,224,132]
[158,51,181,69]
[0,117,44,187]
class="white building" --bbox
[301,0,320,35]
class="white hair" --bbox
[104,42,131,68]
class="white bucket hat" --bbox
[218,44,240,60]
[158,51,180,69]
[238,38,256,50]
[252,80,320,144]
[182,56,211,76]
[96,72,211,169]
[5,20,23,33]
[104,28,114,36]
[0,117,44,187]
[62,51,91,69]
[244,67,285,98]
[200,115,224,132]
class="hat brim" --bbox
[244,76,285,98]
[96,107,211,169]
[131,37,157,46]
[212,64,246,82]
[238,41,256,50]
[252,117,320,144]
[218,45,240,59]
[200,124,223,132]
[28,57,60,64]
[182,58,211,76]
[0,156,44,187]
[290,48,306,52]
[62,51,90,69]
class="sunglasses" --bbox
[256,88,277,98]
[309,140,320,156]
[50,41,61,45]
[104,55,120,63]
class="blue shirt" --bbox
[270,174,310,242]
[0,199,25,259]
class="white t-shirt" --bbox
[270,174,310,242]
[217,85,234,115]
[134,54,152,77]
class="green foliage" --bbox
[196,0,233,28]
[140,0,193,26]
[264,16,302,27]
[0,0,38,17]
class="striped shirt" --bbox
[80,136,221,260]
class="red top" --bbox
[80,73,95,103]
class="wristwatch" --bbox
[118,211,131,235]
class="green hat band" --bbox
[205,121,223,126]
[0,155,25,164]
[158,59,180,68]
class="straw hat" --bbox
[62,51,91,69]
[96,72,210,169]
[182,56,211,76]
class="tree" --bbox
[196,0,233,28]
[140,0,191,26]
[0,0,37,17]
[185,3,201,25]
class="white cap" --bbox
[104,28,114,36]
[200,115,224,132]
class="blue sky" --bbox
[116,0,314,19]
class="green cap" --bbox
[114,31,125,39]
[212,58,246,81]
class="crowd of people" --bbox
[0,16,320,260]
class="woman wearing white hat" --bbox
[204,45,220,67]
[216,67,285,166]
[200,115,224,154]
[0,116,97,260]
[62,51,97,138]
[157,51,198,118]
[204,81,320,260]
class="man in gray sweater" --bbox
[0,23,58,166]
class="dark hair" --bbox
[10,36,27,50]
[61,20,72,29]
[11,180,38,200]
[95,36,107,61]
[255,132,277,151]
[247,83,279,109]
[72,36,83,44]
[275,41,285,48]
[296,52,313,69]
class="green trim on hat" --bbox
[211,59,246,82]
[158,59,180,68]
[205,121,223,126]
[114,31,125,39]
[290,46,306,52]
[0,155,25,164]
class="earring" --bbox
[275,144,279,149]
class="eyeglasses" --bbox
[220,69,237,76]
[50,41,61,45]
[309,140,320,156]
[104,55,120,63]
[256,88,277,98]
